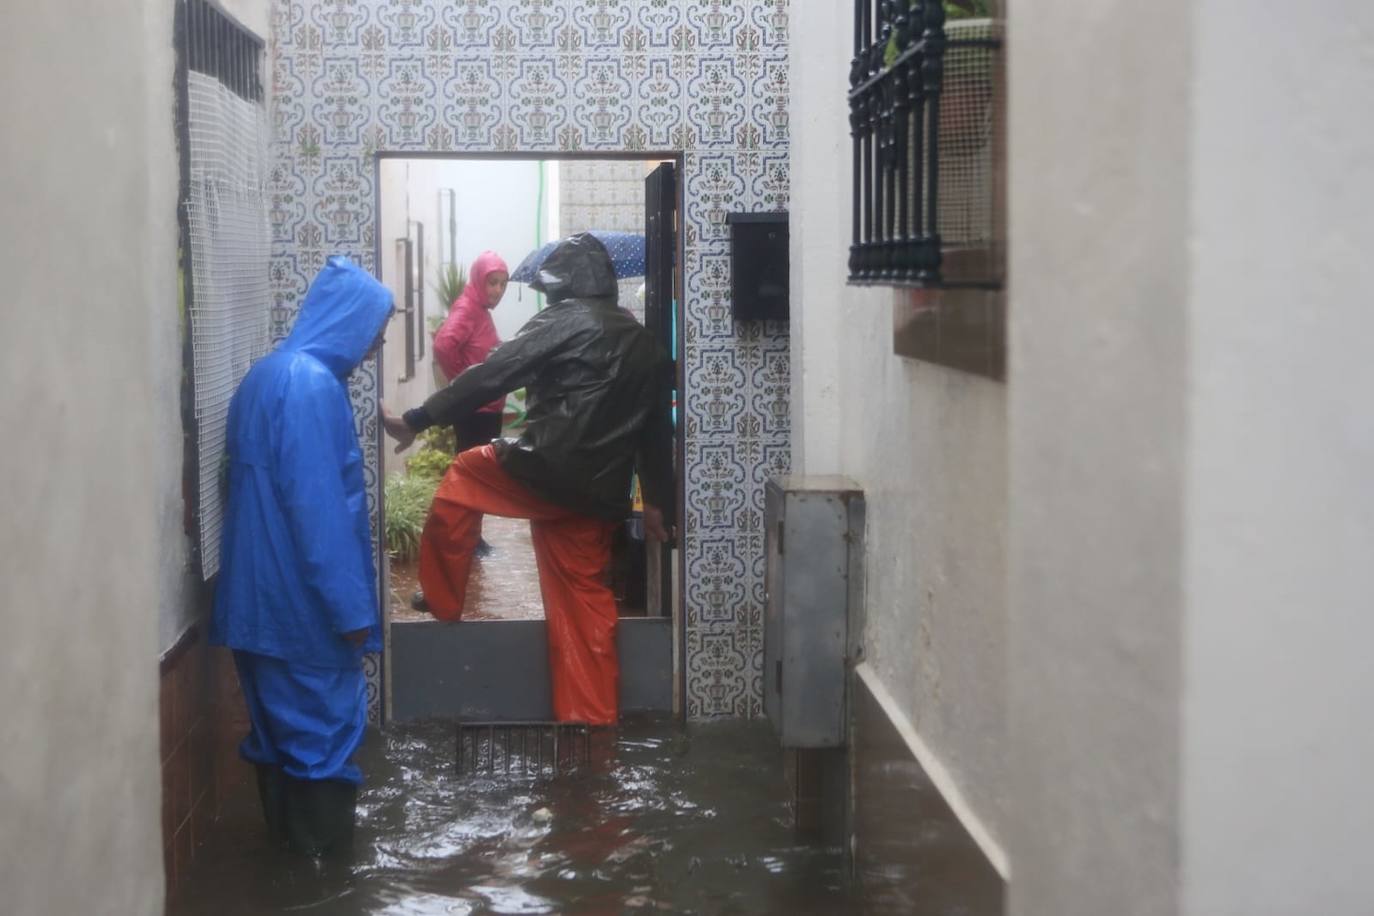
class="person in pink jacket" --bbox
[430,250,509,559]
[433,250,509,447]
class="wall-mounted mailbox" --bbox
[726,211,789,321]
[764,475,864,748]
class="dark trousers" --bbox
[453,410,503,454]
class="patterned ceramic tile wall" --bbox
[268,0,790,719]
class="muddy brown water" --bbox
[170,717,854,915]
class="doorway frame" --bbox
[372,149,689,725]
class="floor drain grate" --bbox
[455,721,591,776]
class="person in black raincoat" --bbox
[382,233,673,725]
[212,256,392,858]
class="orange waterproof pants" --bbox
[418,444,619,725]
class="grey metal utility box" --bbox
[764,476,864,748]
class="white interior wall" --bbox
[0,1,175,911]
[790,0,1008,846]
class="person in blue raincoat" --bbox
[211,256,392,858]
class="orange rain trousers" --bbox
[418,444,620,725]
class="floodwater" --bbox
[170,717,855,915]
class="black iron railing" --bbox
[849,1,1001,288]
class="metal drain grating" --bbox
[456,722,591,776]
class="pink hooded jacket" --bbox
[433,250,507,414]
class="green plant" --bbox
[502,388,528,437]
[406,446,454,482]
[886,1,993,65]
[429,262,467,335]
[945,0,992,19]
[418,424,457,454]
[384,471,438,563]
[433,262,466,312]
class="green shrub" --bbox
[406,446,453,482]
[430,263,466,335]
[945,0,992,18]
[433,261,466,310]
[418,423,457,454]
[384,471,437,563]
[502,388,528,437]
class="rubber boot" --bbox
[254,763,289,846]
[284,777,358,860]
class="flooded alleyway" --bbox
[169,717,853,915]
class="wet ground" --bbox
[390,517,545,624]
[170,717,854,915]
[390,516,649,624]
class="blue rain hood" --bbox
[211,257,393,669]
[283,255,394,376]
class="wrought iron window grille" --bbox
[849,1,1003,289]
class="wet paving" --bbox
[170,717,855,915]
[390,516,545,624]
[390,515,649,625]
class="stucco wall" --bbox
[1008,4,1374,914]
[1181,5,1374,913]
[0,1,175,911]
[1006,3,1190,915]
[790,0,1008,845]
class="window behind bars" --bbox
[176,0,270,579]
[848,0,1004,290]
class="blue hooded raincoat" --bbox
[211,256,392,782]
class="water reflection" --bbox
[171,718,853,915]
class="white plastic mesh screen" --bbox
[936,19,998,246]
[186,70,270,579]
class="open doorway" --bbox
[375,153,684,723]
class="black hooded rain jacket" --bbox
[404,233,673,522]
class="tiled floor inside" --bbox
[390,516,546,624]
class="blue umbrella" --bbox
[509,230,646,284]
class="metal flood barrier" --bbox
[456,721,591,777]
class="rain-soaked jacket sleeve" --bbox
[277,376,377,639]
[418,313,576,428]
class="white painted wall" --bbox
[791,0,1008,847]
[1006,3,1190,914]
[1182,5,1374,913]
[1008,3,1374,915]
[0,1,176,911]
[377,158,552,472]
